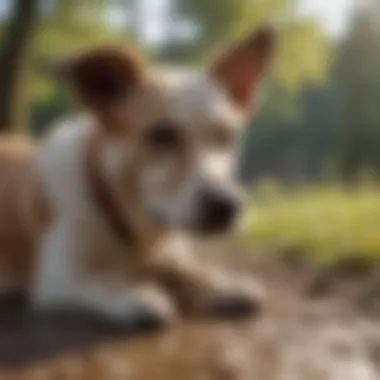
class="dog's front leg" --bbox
[152,237,265,319]
[31,221,177,328]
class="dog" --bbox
[0,26,275,327]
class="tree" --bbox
[335,3,380,178]
[0,0,38,132]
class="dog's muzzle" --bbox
[196,188,242,234]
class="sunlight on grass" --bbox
[239,180,380,265]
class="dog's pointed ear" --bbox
[53,45,146,108]
[208,26,275,112]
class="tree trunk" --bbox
[0,0,38,133]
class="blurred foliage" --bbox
[274,20,331,92]
[30,0,132,134]
[0,0,379,181]
[161,0,331,91]
[242,3,380,182]
[239,181,380,265]
[0,0,38,132]
[32,0,129,102]
[174,0,289,53]
[335,7,380,178]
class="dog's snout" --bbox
[198,190,242,233]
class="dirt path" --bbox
[0,253,379,380]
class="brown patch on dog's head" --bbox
[54,45,147,128]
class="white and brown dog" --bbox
[0,26,274,327]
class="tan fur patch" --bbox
[0,137,49,290]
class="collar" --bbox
[86,133,137,248]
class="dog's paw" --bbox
[128,285,178,331]
[31,283,178,332]
[202,276,265,319]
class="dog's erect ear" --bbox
[54,45,146,107]
[208,26,275,112]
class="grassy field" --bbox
[239,181,380,266]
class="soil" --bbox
[0,251,379,380]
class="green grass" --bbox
[238,181,380,265]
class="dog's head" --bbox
[58,27,275,235]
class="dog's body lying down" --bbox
[0,138,48,290]
[0,26,274,327]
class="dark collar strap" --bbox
[86,134,137,248]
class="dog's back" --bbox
[0,137,49,291]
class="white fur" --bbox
[141,161,201,227]
[32,220,173,323]
[140,150,236,228]
[31,115,172,323]
[101,139,131,177]
[162,70,244,129]
[31,69,246,322]
[139,72,243,228]
[202,151,235,181]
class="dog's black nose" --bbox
[198,191,241,233]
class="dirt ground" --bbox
[0,251,379,380]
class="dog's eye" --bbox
[145,120,182,152]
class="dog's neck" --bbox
[85,129,167,253]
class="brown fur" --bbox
[56,45,146,106]
[0,137,49,290]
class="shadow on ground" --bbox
[0,293,144,366]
